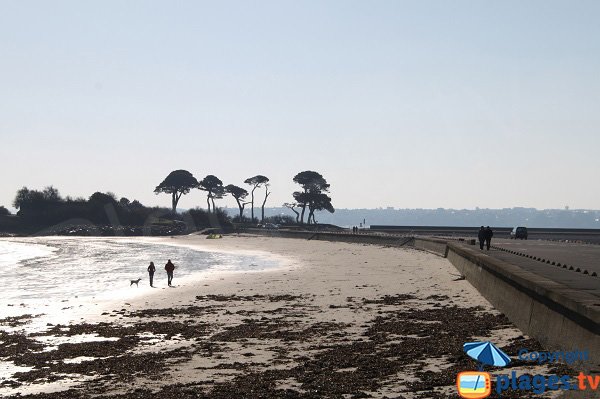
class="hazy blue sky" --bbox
[1,1,599,211]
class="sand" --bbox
[0,234,571,398]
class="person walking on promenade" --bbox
[478,226,486,250]
[147,262,156,287]
[165,259,175,286]
[484,226,494,250]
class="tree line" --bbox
[11,187,172,228]
[3,170,334,233]
[7,185,233,235]
[154,171,272,223]
[154,170,334,224]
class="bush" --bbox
[0,206,10,216]
[183,207,232,230]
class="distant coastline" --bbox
[239,206,600,229]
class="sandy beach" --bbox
[1,234,570,398]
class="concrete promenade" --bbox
[424,236,599,367]
[493,238,600,273]
[371,225,600,244]
[474,238,600,298]
[445,240,599,373]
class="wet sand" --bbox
[0,234,571,398]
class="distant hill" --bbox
[224,207,600,229]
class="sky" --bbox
[1,1,599,212]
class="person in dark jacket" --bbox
[478,226,486,250]
[165,259,175,286]
[484,226,494,250]
[147,262,156,287]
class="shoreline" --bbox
[0,235,289,330]
[1,235,571,398]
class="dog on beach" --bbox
[130,278,142,287]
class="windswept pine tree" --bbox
[154,170,199,214]
[198,175,225,213]
[292,171,333,224]
[225,184,249,221]
[244,175,269,222]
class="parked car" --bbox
[510,226,528,240]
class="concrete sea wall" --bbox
[412,237,449,257]
[444,241,599,371]
[244,228,414,247]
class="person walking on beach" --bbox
[484,226,494,250]
[165,259,175,286]
[478,226,486,250]
[147,262,156,287]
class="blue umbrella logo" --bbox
[464,341,511,369]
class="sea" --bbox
[0,237,280,327]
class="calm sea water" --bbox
[0,237,279,321]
